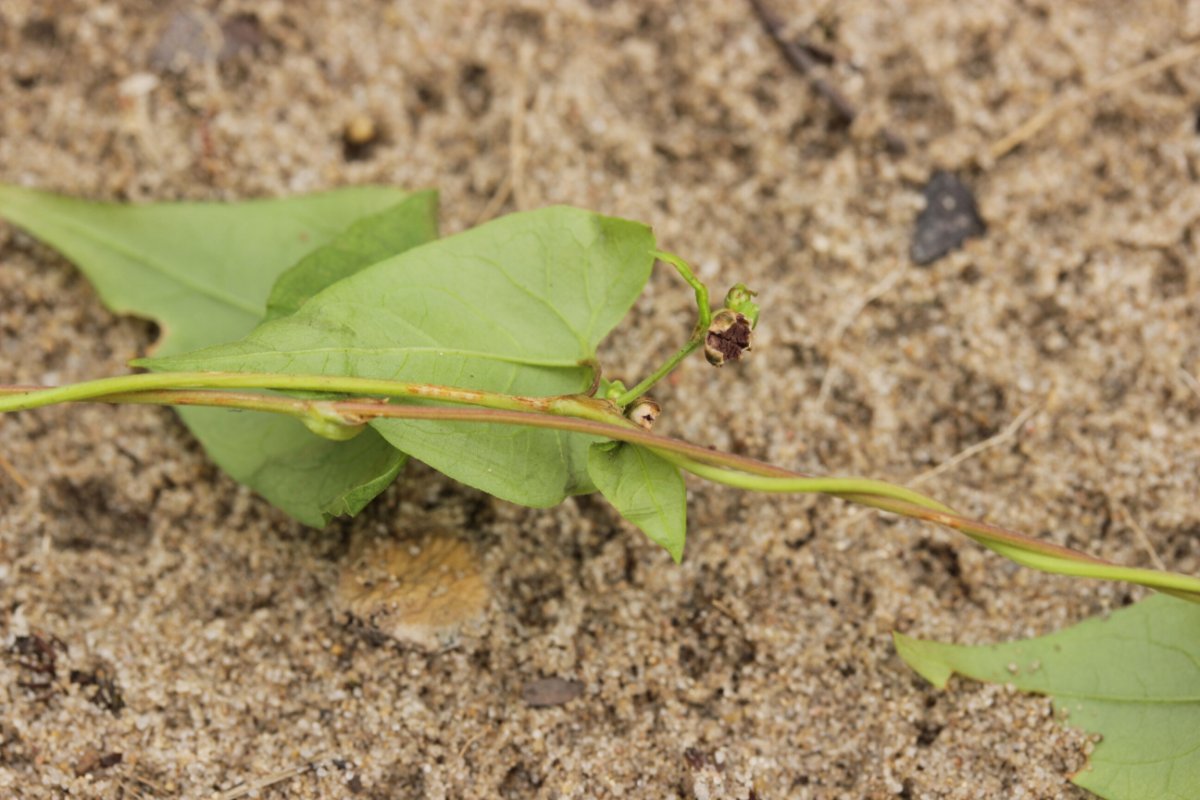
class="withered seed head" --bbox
[704,309,752,367]
[627,397,661,430]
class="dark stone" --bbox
[149,9,214,73]
[459,63,492,115]
[21,18,58,45]
[219,13,264,62]
[911,170,986,265]
[150,9,264,73]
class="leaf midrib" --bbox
[172,345,588,369]
[1043,692,1200,704]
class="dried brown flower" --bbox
[704,309,752,366]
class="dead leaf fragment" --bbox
[75,748,122,776]
[685,748,727,800]
[336,530,488,650]
[521,677,584,708]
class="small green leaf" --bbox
[266,190,438,320]
[144,206,657,507]
[0,185,429,525]
[896,594,1200,800]
[179,408,405,526]
[587,442,687,561]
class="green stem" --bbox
[0,371,620,424]
[651,249,711,331]
[670,456,955,515]
[614,340,701,407]
[105,388,313,417]
[5,379,1199,602]
[18,384,1200,597]
[615,249,711,407]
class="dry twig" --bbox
[747,0,906,153]
[0,452,30,490]
[215,756,329,800]
[907,404,1041,487]
[477,43,534,223]
[836,404,1041,533]
[990,40,1200,160]
[1116,501,1167,572]
[814,265,907,409]
[1179,368,1200,403]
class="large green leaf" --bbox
[895,594,1200,800]
[177,196,444,525]
[0,185,434,525]
[143,206,657,507]
[0,184,409,356]
[265,190,438,321]
[587,442,687,561]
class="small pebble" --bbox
[911,171,987,265]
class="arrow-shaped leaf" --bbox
[896,594,1200,800]
[143,206,657,508]
[0,184,410,356]
[0,185,435,524]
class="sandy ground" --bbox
[2,1,1200,797]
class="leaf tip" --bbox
[665,538,685,564]
[893,632,954,689]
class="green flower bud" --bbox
[603,379,629,403]
[723,283,760,328]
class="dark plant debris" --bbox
[75,749,124,777]
[9,631,67,696]
[70,660,126,715]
